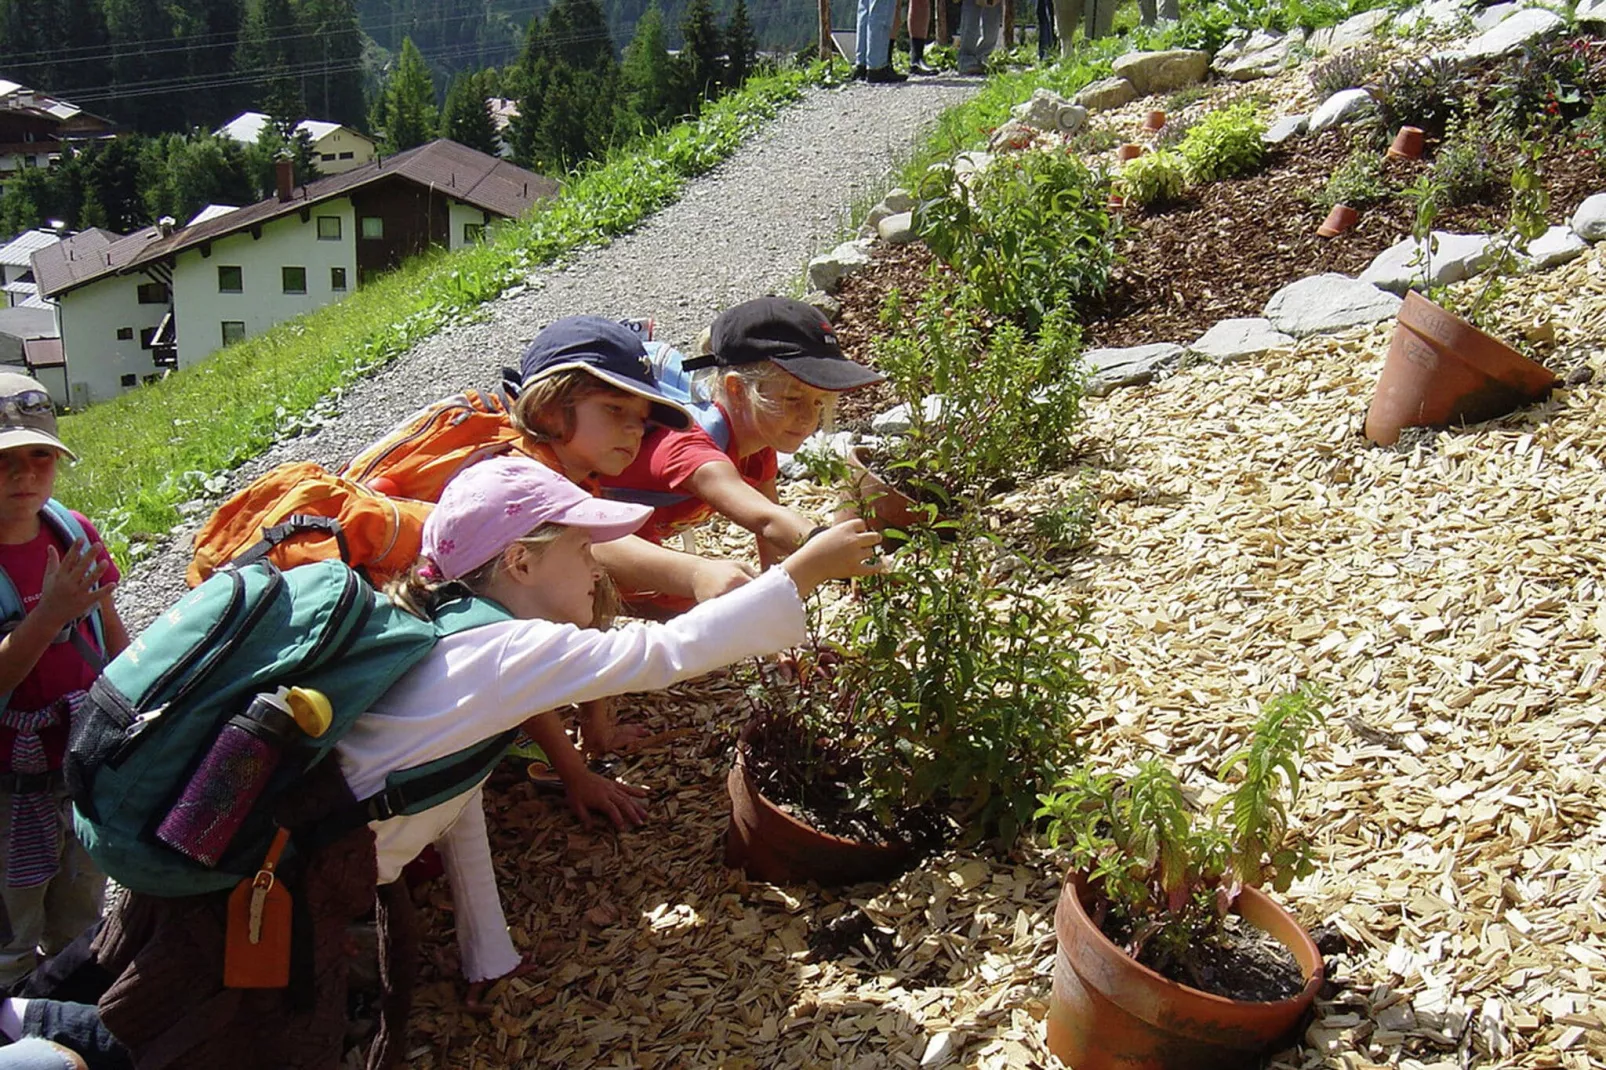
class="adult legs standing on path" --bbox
[909,0,935,73]
[957,0,1002,75]
[1137,0,1179,23]
[1052,0,1116,56]
[856,0,905,81]
[1035,0,1056,59]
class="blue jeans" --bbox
[958,0,1002,72]
[856,0,896,68]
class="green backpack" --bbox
[67,559,516,897]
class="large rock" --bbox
[1082,343,1184,395]
[1212,29,1299,81]
[1580,0,1606,24]
[1012,89,1086,133]
[1111,49,1210,95]
[801,290,841,323]
[1264,114,1309,145]
[989,119,1037,152]
[1458,7,1566,60]
[1074,76,1140,112]
[872,394,945,434]
[1263,273,1402,338]
[883,187,917,213]
[1307,9,1391,53]
[1570,193,1606,241]
[1187,318,1295,362]
[1523,224,1589,270]
[806,238,874,294]
[877,211,916,244]
[1399,0,1477,31]
[1358,231,1496,293]
[1472,2,1518,31]
[1308,87,1374,133]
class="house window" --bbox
[282,266,307,294]
[320,152,336,162]
[338,151,354,160]
[115,326,133,341]
[360,217,383,239]
[330,267,347,291]
[218,265,243,293]
[316,216,341,240]
[221,320,246,345]
[139,327,157,349]
[463,223,486,243]
[136,282,168,304]
[120,374,137,388]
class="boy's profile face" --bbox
[0,445,60,527]
[554,388,652,478]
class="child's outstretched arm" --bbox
[684,461,818,560]
[592,533,754,604]
[519,709,648,830]
[0,541,115,695]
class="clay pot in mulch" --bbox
[1316,203,1357,238]
[1141,109,1166,132]
[1107,193,1127,211]
[724,722,913,886]
[1364,291,1558,446]
[1116,143,1145,162]
[833,445,927,531]
[1046,874,1324,1070]
[1388,125,1426,160]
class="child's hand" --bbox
[566,769,649,830]
[37,540,114,630]
[690,559,756,603]
[781,519,884,598]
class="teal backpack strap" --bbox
[39,500,106,663]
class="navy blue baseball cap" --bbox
[686,297,885,392]
[508,316,692,430]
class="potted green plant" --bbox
[1036,686,1329,1070]
[726,524,1092,884]
[1364,141,1559,445]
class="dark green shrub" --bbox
[1431,121,1505,207]
[1312,148,1393,210]
[1372,55,1468,138]
[1308,44,1381,100]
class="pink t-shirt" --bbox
[0,510,119,772]
[601,405,778,546]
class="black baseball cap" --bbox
[509,316,692,430]
[685,297,886,392]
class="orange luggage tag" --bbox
[224,826,293,988]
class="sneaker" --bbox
[865,66,908,83]
[850,64,867,80]
[909,60,938,75]
[956,65,986,77]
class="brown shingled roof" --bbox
[33,139,559,298]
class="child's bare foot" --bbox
[578,698,650,756]
[464,952,540,1015]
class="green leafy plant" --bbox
[1163,85,1209,113]
[1154,114,1194,152]
[917,148,1122,330]
[1430,119,1505,207]
[1308,44,1381,100]
[1176,103,1267,184]
[1029,487,1095,554]
[1118,150,1188,209]
[1036,685,1327,972]
[1371,54,1467,138]
[1311,147,1393,210]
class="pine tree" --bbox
[724,0,756,89]
[677,0,722,109]
[102,0,170,129]
[81,137,146,231]
[620,3,676,132]
[234,0,299,118]
[377,37,439,151]
[442,72,499,155]
[296,0,367,128]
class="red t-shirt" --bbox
[601,406,778,545]
[0,511,120,772]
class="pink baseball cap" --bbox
[422,456,651,580]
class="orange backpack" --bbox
[187,462,435,588]
[340,389,535,504]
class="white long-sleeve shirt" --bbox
[334,566,806,980]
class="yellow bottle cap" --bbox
[285,687,333,738]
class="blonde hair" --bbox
[510,369,623,444]
[387,524,618,628]
[704,362,838,432]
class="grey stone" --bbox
[1187,317,1295,362]
[871,394,945,434]
[1265,273,1401,337]
[989,119,1037,152]
[1458,7,1566,60]
[952,150,994,177]
[1359,231,1496,293]
[883,186,917,213]
[1309,87,1374,133]
[865,203,893,230]
[1579,0,1606,24]
[1212,29,1299,81]
[1012,88,1078,131]
[1111,48,1211,95]
[806,238,874,294]
[1570,193,1606,241]
[1074,76,1140,112]
[1400,0,1477,31]
[1308,9,1391,53]
[1082,343,1184,395]
[1264,114,1309,145]
[1472,2,1518,31]
[801,290,841,323]
[780,429,860,480]
[877,210,917,244]
[1523,224,1589,270]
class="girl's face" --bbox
[0,446,59,528]
[555,391,652,478]
[739,372,833,455]
[505,526,602,627]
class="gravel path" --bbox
[115,78,978,632]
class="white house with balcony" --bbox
[217,112,377,176]
[31,139,558,406]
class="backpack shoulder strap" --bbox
[40,500,107,663]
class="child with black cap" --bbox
[599,297,884,615]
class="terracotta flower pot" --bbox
[1141,109,1166,132]
[833,445,925,531]
[1317,203,1357,238]
[724,722,912,886]
[1107,193,1127,211]
[1387,125,1426,160]
[1364,291,1558,446]
[1046,873,1324,1070]
[1116,143,1145,162]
